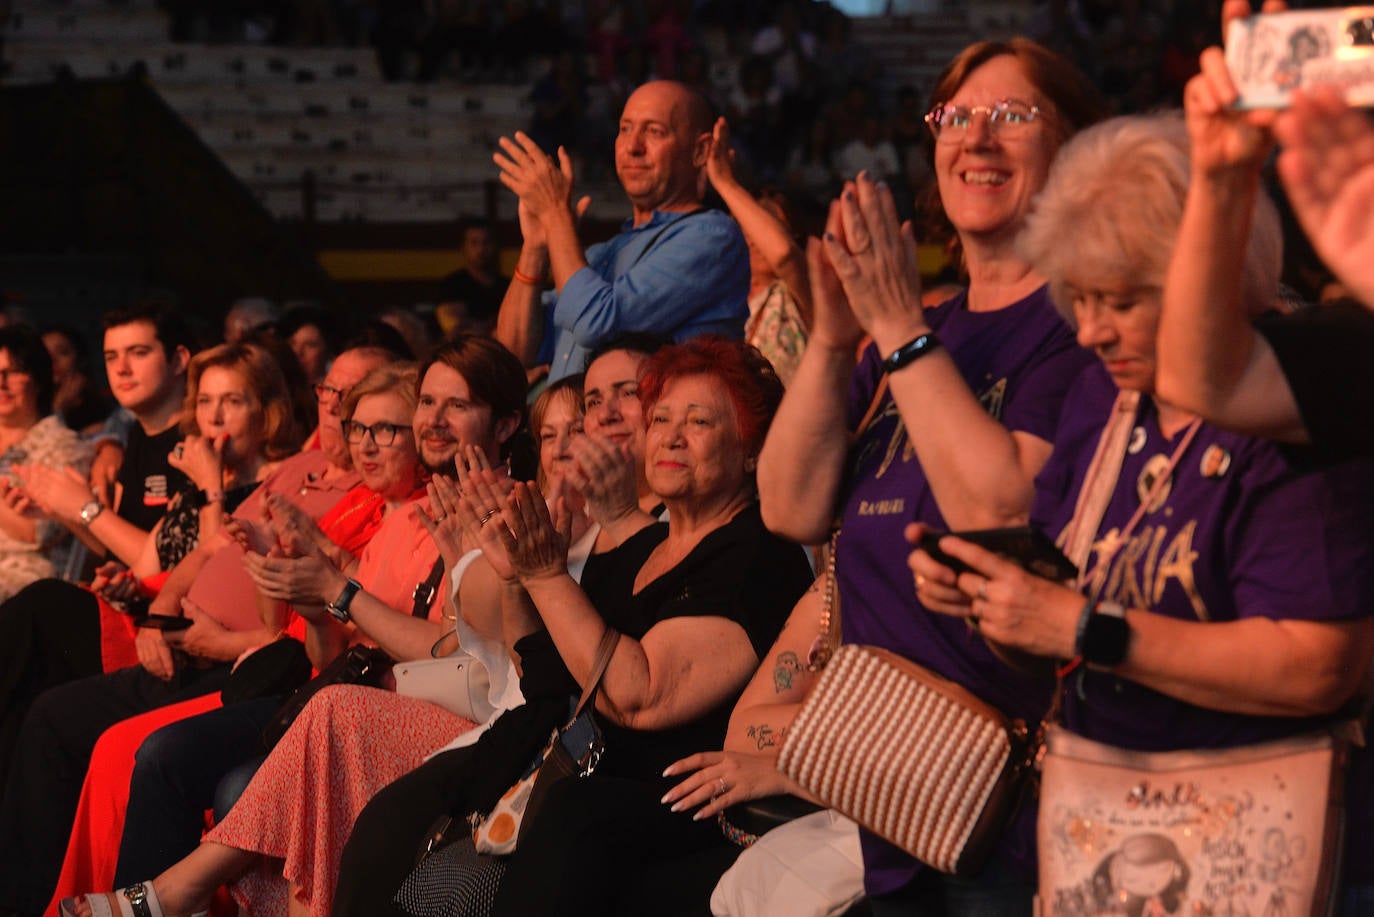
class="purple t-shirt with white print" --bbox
[1032,361,1374,883]
[837,285,1092,895]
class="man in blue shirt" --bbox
[493,80,750,382]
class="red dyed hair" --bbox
[636,336,783,457]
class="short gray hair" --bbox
[1019,111,1282,321]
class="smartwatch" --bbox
[327,578,362,624]
[881,332,942,375]
[79,500,104,526]
[1077,600,1131,668]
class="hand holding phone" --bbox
[134,614,193,632]
[916,525,1077,583]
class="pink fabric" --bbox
[209,686,472,916]
[189,452,358,633]
[206,504,459,915]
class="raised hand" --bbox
[494,481,570,584]
[704,116,741,194]
[494,132,590,241]
[168,434,226,493]
[1275,87,1374,308]
[822,173,928,356]
[567,433,639,527]
[416,473,470,572]
[806,207,864,353]
[454,467,519,582]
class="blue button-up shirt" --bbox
[543,208,749,381]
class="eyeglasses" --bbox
[314,383,346,404]
[342,420,412,446]
[924,99,1042,143]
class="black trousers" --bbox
[0,661,231,914]
[0,580,103,790]
[334,698,738,917]
[114,696,278,884]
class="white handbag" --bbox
[393,651,495,724]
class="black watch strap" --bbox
[328,578,362,624]
[881,332,942,374]
[1078,600,1131,667]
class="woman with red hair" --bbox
[331,336,815,917]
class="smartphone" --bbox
[134,614,193,631]
[917,525,1077,583]
[1227,7,1374,109]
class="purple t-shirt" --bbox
[1032,362,1374,882]
[837,286,1092,893]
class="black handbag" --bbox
[260,644,391,748]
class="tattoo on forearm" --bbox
[772,650,802,693]
[746,723,787,751]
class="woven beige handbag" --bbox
[778,643,1036,876]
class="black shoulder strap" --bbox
[410,556,445,618]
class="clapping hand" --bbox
[822,172,928,357]
[493,480,571,584]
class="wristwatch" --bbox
[1077,600,1131,668]
[327,578,362,624]
[78,500,104,526]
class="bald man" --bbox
[494,80,749,381]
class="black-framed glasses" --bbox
[342,420,412,446]
[924,99,1042,142]
[314,383,346,403]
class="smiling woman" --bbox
[0,324,93,601]
[754,36,1109,914]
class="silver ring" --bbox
[479,509,499,527]
[174,445,184,459]
[976,580,988,601]
[717,777,727,797]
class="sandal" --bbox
[58,882,208,917]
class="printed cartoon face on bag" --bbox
[1038,732,1340,917]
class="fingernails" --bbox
[824,232,835,242]
[843,189,855,202]
[692,809,709,821]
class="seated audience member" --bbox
[331,337,812,917]
[0,324,94,600]
[43,347,400,903]
[0,305,194,785]
[222,297,280,345]
[61,340,540,916]
[755,38,1101,913]
[912,111,1374,915]
[573,333,672,539]
[493,80,749,382]
[43,325,117,437]
[704,117,811,386]
[1155,0,1374,457]
[276,305,338,386]
[0,343,334,915]
[379,306,439,364]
